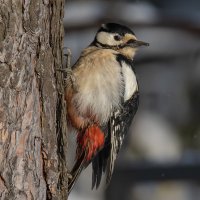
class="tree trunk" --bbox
[0,0,68,199]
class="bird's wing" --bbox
[91,91,139,189]
[106,91,139,184]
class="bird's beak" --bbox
[127,40,149,48]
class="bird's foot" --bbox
[63,47,72,69]
[67,172,73,179]
[56,47,73,87]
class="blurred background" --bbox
[64,0,200,199]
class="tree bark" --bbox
[0,0,68,199]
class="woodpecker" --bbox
[65,23,149,193]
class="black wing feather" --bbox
[106,91,139,184]
[91,91,139,188]
[91,54,139,188]
[92,129,111,189]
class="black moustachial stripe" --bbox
[116,53,135,71]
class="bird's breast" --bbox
[72,55,123,124]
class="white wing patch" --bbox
[121,61,138,101]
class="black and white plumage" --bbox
[92,53,140,188]
[66,23,149,192]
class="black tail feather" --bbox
[68,152,85,194]
[91,136,110,189]
[92,152,103,189]
[92,156,99,189]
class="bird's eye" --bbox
[114,35,122,41]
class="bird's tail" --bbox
[68,151,85,194]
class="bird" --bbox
[65,22,149,193]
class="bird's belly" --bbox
[73,67,123,124]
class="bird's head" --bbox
[93,23,149,59]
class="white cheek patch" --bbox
[96,31,122,46]
[121,61,138,101]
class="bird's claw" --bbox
[56,68,72,75]
[67,173,73,179]
[63,47,72,57]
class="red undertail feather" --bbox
[77,125,105,161]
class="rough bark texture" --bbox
[0,0,68,199]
